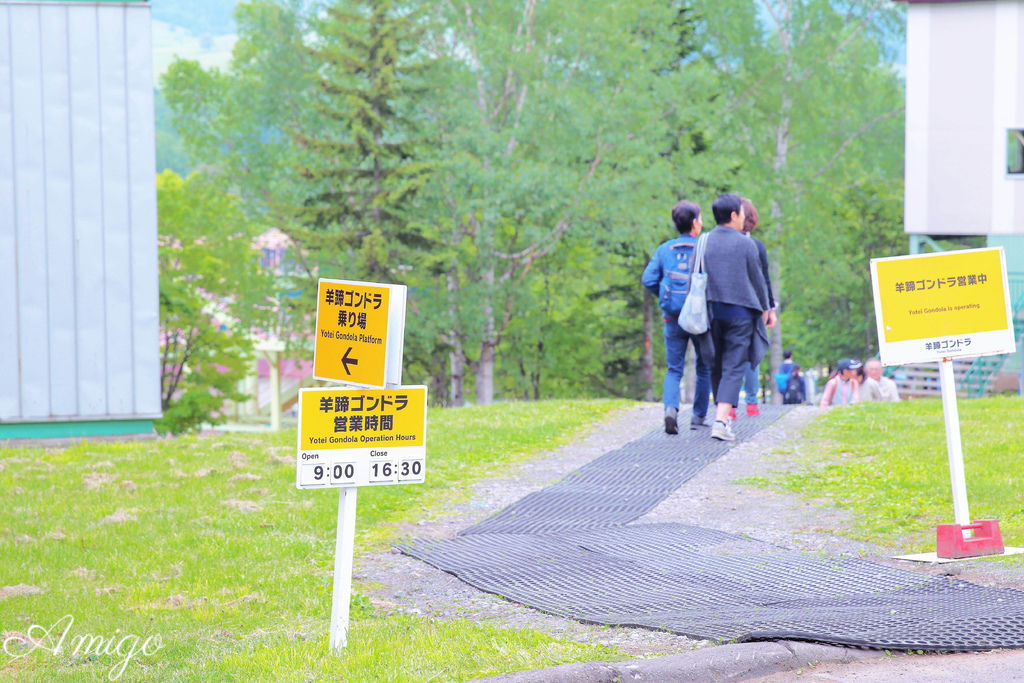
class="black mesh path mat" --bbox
[462,407,781,536]
[398,406,1024,651]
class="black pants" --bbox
[710,316,756,408]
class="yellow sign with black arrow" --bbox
[312,279,407,388]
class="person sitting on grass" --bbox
[861,358,901,402]
[819,358,861,407]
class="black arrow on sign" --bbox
[341,347,359,375]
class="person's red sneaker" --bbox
[729,407,737,421]
[746,404,761,417]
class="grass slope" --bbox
[0,399,633,681]
[755,396,1024,555]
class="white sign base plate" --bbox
[893,547,1024,563]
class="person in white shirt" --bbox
[861,358,901,402]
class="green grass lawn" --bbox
[0,399,634,681]
[752,396,1024,556]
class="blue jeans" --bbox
[743,362,759,405]
[663,320,711,418]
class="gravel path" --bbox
[355,402,1024,659]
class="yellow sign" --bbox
[295,386,427,489]
[871,248,1015,366]
[299,386,425,450]
[313,279,405,387]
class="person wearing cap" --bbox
[819,359,862,407]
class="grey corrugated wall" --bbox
[0,1,160,422]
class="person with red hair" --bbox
[738,197,777,415]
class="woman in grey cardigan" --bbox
[703,193,773,441]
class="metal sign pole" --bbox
[937,358,971,527]
[329,486,358,653]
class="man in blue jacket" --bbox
[642,200,712,434]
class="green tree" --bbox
[416,0,709,405]
[161,1,315,221]
[782,180,906,367]
[162,1,437,363]
[290,0,434,284]
[162,1,323,361]
[154,89,191,176]
[157,171,275,434]
[692,0,905,388]
[491,235,647,401]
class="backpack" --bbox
[783,374,803,404]
[774,371,790,394]
[678,233,709,335]
[658,237,697,317]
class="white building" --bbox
[0,0,160,439]
[901,0,1024,397]
[902,0,1024,250]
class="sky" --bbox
[150,0,239,80]
[152,20,236,79]
[146,0,905,173]
[146,1,905,84]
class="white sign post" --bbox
[937,359,969,527]
[296,279,427,652]
[330,486,357,652]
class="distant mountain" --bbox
[152,0,239,37]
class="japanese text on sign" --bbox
[893,273,987,292]
[313,279,403,387]
[296,386,427,489]
[324,287,383,331]
[318,393,409,434]
[924,337,972,351]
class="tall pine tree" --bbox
[293,0,433,282]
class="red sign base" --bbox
[936,519,1004,559]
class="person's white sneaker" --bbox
[711,420,735,441]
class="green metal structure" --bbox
[958,273,1024,398]
[0,419,155,441]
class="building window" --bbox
[1009,129,1024,175]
